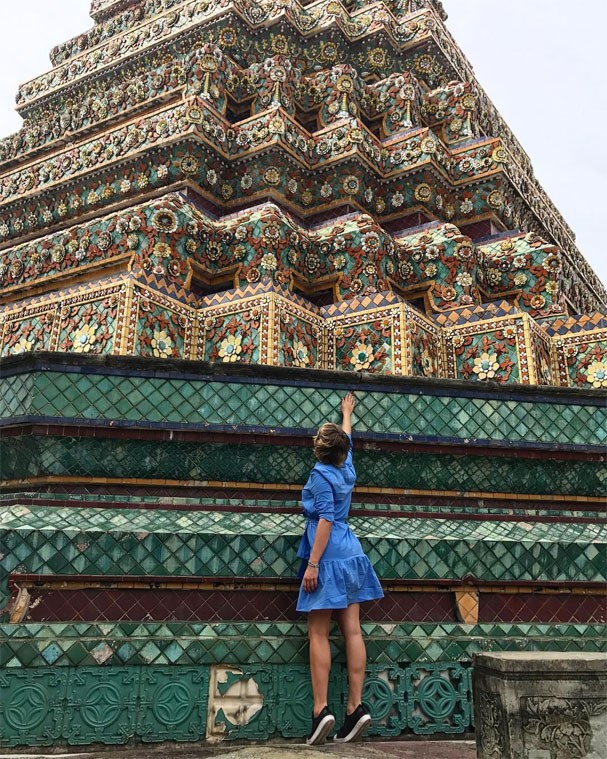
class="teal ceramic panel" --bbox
[1,507,605,593]
[362,664,406,737]
[406,662,472,735]
[1,436,604,497]
[0,622,605,670]
[1,368,605,448]
[63,668,137,745]
[138,667,209,743]
[0,668,67,747]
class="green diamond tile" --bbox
[2,368,605,449]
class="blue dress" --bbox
[296,436,384,612]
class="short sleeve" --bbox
[310,470,335,522]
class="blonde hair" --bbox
[313,423,349,466]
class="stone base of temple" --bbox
[474,653,607,759]
[1,353,605,747]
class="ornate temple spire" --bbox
[399,0,447,19]
[0,0,605,384]
[90,0,140,22]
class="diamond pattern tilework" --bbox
[0,622,605,670]
[2,367,605,448]
[23,587,605,625]
[3,491,604,520]
[478,594,607,624]
[3,436,604,497]
[1,507,605,602]
[23,589,459,624]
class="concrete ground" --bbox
[0,740,477,759]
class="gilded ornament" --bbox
[180,156,199,175]
[342,175,360,195]
[263,167,281,186]
[366,48,388,71]
[152,210,178,232]
[487,190,504,209]
[51,245,66,263]
[415,54,435,74]
[414,184,432,202]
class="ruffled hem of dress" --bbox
[295,554,384,612]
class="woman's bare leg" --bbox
[308,609,333,716]
[336,603,366,713]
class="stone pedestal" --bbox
[474,653,607,759]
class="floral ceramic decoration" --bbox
[203,308,261,364]
[452,329,519,384]
[137,299,186,360]
[333,318,393,374]
[0,0,604,380]
[568,342,607,389]
[58,298,118,355]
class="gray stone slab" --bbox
[474,652,607,759]
[0,740,476,759]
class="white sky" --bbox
[0,0,604,290]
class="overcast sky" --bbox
[0,0,604,289]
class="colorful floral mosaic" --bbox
[0,0,604,382]
[0,3,600,308]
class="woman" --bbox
[296,391,384,745]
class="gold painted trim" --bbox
[118,279,134,355]
[1,476,601,504]
[522,313,536,385]
[266,292,276,366]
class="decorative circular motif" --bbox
[5,686,48,730]
[362,677,393,720]
[51,245,66,263]
[414,184,432,202]
[97,231,112,251]
[487,190,504,209]
[167,260,181,278]
[462,93,476,111]
[152,210,178,233]
[336,75,354,93]
[263,167,281,186]
[81,684,122,728]
[200,54,218,73]
[417,675,458,720]
[180,156,199,175]
[186,106,202,124]
[10,260,24,278]
[343,175,360,195]
[415,54,435,74]
[151,682,193,726]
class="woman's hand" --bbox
[341,392,356,415]
[302,565,319,593]
[341,392,356,434]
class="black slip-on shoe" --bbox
[333,703,371,743]
[306,705,335,745]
